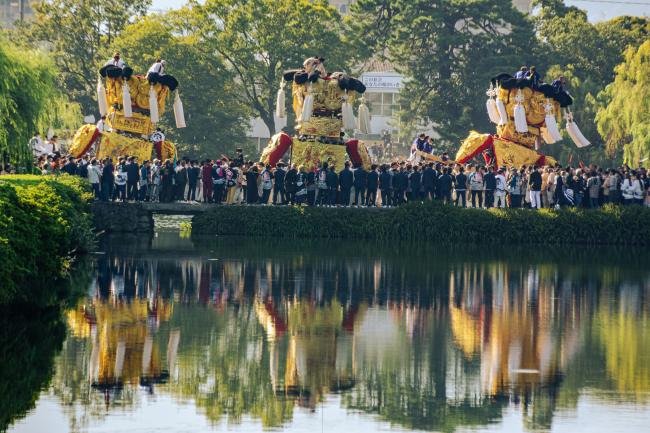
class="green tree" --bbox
[111,12,249,158]
[596,41,650,167]
[14,0,150,114]
[533,1,649,162]
[350,0,540,149]
[0,42,78,169]
[190,0,356,136]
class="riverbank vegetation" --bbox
[192,202,650,245]
[0,175,93,305]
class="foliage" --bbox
[349,0,539,150]
[0,307,68,432]
[111,13,249,158]
[533,1,649,162]
[0,175,94,305]
[596,41,650,167]
[13,0,150,114]
[192,0,357,136]
[0,42,77,169]
[192,201,650,245]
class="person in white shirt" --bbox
[494,168,507,208]
[622,172,643,205]
[105,52,125,69]
[96,115,110,133]
[30,133,47,157]
[147,59,166,78]
[87,159,102,200]
[45,135,58,154]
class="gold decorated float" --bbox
[456,73,590,167]
[68,58,185,162]
[261,57,372,170]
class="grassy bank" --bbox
[0,175,94,305]
[192,202,650,245]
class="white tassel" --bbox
[122,81,132,118]
[545,114,562,142]
[496,97,508,126]
[543,100,562,142]
[276,80,286,118]
[541,127,555,144]
[341,92,356,130]
[300,84,314,122]
[485,85,500,124]
[513,90,528,133]
[357,98,371,134]
[486,99,500,124]
[567,121,590,148]
[149,85,159,124]
[97,76,108,116]
[173,90,186,128]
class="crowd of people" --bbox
[29,149,650,209]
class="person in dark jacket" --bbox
[306,169,316,206]
[125,156,140,201]
[327,165,338,206]
[379,165,392,207]
[285,164,298,204]
[483,167,496,208]
[528,165,543,209]
[245,166,259,204]
[366,164,379,206]
[422,163,436,200]
[438,168,453,204]
[186,161,200,201]
[63,156,77,176]
[101,158,114,201]
[453,167,468,207]
[338,162,354,206]
[353,165,367,206]
[393,165,408,205]
[273,163,286,205]
[409,165,422,201]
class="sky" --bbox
[151,0,650,22]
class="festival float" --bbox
[260,57,372,170]
[455,73,590,167]
[67,59,185,162]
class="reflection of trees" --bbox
[36,240,650,432]
[0,308,67,432]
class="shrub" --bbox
[192,202,650,245]
[0,175,94,305]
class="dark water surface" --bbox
[4,231,650,433]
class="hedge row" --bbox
[192,202,650,245]
[0,175,94,305]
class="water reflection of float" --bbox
[67,296,179,402]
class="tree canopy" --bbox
[350,0,540,151]
[111,12,249,158]
[596,41,650,166]
[16,0,151,114]
[0,42,78,169]
[191,0,357,136]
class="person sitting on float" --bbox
[147,59,166,81]
[100,51,133,79]
[514,66,528,80]
[526,66,541,89]
[105,52,125,69]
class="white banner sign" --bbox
[361,74,403,90]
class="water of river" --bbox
[4,229,650,433]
